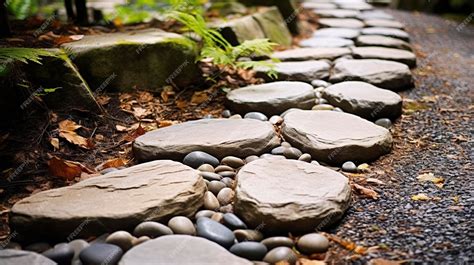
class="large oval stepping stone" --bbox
[351,47,416,67]
[0,249,55,265]
[329,59,413,90]
[299,37,354,48]
[313,9,360,18]
[339,2,373,11]
[355,35,412,51]
[364,19,404,29]
[119,235,252,265]
[312,28,360,39]
[234,158,351,233]
[273,47,351,61]
[321,81,402,120]
[361,27,410,41]
[10,160,206,240]
[134,119,279,161]
[255,60,331,82]
[281,110,392,164]
[225,81,315,116]
[318,18,365,29]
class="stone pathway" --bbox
[3,1,426,264]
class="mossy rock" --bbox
[252,6,292,47]
[216,15,266,46]
[237,0,300,34]
[25,49,102,112]
[208,1,248,16]
[61,29,202,92]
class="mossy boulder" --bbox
[61,29,202,91]
[237,0,300,34]
[216,15,266,46]
[26,49,102,112]
[208,1,248,16]
[252,7,292,47]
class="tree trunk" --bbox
[64,0,75,21]
[75,0,89,25]
[0,0,11,37]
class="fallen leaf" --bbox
[160,86,175,103]
[417,172,444,188]
[158,120,177,128]
[352,183,379,199]
[132,107,151,119]
[403,99,428,114]
[191,91,209,104]
[175,99,187,110]
[123,124,146,142]
[50,137,59,150]
[137,91,154,103]
[366,178,384,185]
[411,193,430,201]
[58,120,93,149]
[55,34,84,45]
[48,156,93,181]
[97,95,111,105]
[96,158,128,171]
[298,259,326,265]
[357,163,370,172]
[369,258,402,265]
[323,233,356,251]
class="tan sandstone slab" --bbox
[234,158,351,233]
[134,119,280,161]
[281,110,392,164]
[10,160,206,240]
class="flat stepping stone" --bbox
[61,29,200,91]
[255,60,331,82]
[313,9,360,18]
[318,18,365,28]
[281,110,393,164]
[0,250,56,265]
[300,37,354,48]
[134,119,279,161]
[234,158,351,233]
[313,28,360,39]
[10,161,206,240]
[338,2,374,11]
[351,46,417,67]
[357,10,394,20]
[301,2,337,9]
[364,19,404,29]
[273,47,351,61]
[356,35,412,51]
[329,59,413,90]
[120,235,252,265]
[225,81,316,116]
[361,27,410,41]
[321,81,403,120]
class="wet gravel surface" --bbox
[330,9,473,264]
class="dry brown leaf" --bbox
[366,178,384,185]
[50,137,59,150]
[137,91,154,103]
[58,120,93,149]
[352,183,379,199]
[55,34,84,45]
[132,107,152,119]
[158,120,177,128]
[417,172,444,188]
[96,158,128,171]
[298,259,326,265]
[323,233,356,251]
[97,95,111,105]
[175,99,188,110]
[48,156,93,181]
[411,193,430,201]
[191,91,209,104]
[160,86,175,103]
[123,124,146,142]
[369,258,402,265]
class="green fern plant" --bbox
[0,48,55,64]
[167,10,278,78]
[6,0,38,19]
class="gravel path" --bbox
[329,9,473,264]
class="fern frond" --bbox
[233,39,277,58]
[237,60,279,79]
[0,48,55,65]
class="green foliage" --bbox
[167,10,278,77]
[6,0,38,19]
[0,48,55,65]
